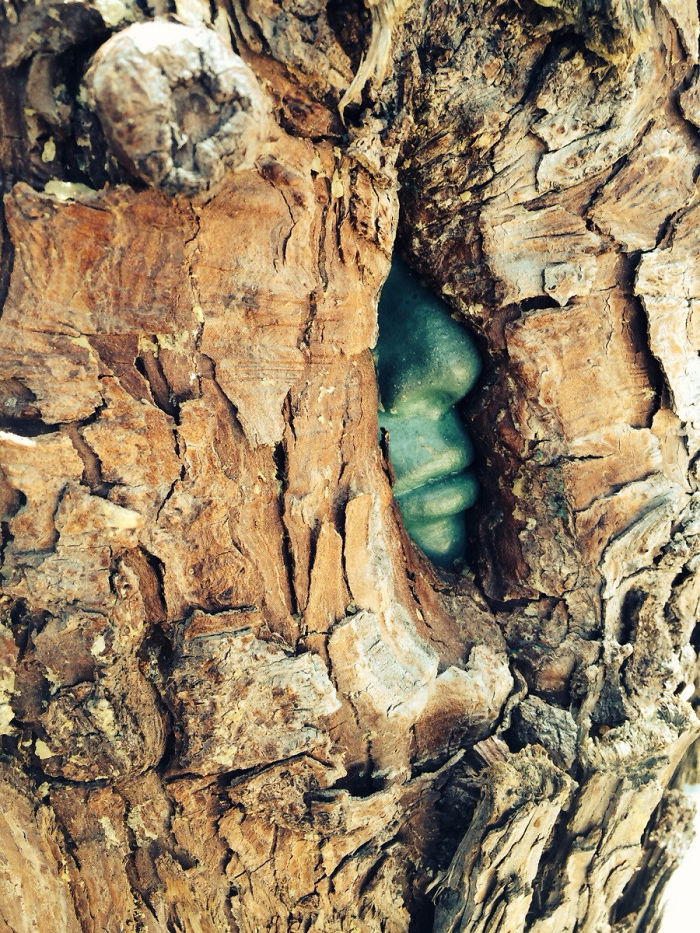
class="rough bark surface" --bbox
[0,1,698,931]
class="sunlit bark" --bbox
[0,1,698,930]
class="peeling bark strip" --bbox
[0,0,698,931]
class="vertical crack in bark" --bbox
[257,159,298,273]
[185,202,205,365]
[299,289,319,353]
[155,441,186,525]
[61,421,111,498]
[317,172,330,292]
[135,349,178,419]
[118,787,164,930]
[227,0,270,57]
[42,797,88,931]
[277,186,298,267]
[273,426,299,621]
[0,193,13,319]
[629,257,680,424]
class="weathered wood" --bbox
[0,0,697,930]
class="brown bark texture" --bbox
[0,1,698,931]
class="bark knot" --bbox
[83,21,270,196]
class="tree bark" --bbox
[0,1,698,931]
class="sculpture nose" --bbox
[375,260,481,419]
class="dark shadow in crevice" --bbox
[0,416,58,436]
[273,436,299,619]
[0,194,14,320]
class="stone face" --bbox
[375,261,481,565]
[379,409,474,496]
[376,261,481,419]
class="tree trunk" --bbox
[0,2,698,931]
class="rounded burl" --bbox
[84,21,269,195]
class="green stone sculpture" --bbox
[375,261,481,567]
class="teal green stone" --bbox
[378,409,474,497]
[404,513,467,567]
[396,471,478,524]
[375,259,481,569]
[375,261,481,418]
